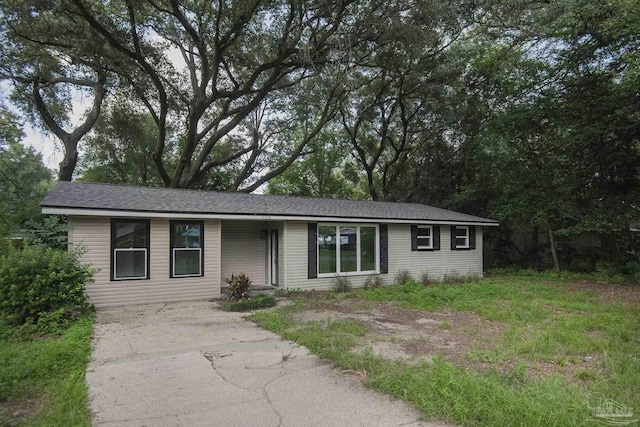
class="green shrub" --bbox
[394,270,413,285]
[225,273,252,301]
[364,275,385,290]
[224,294,276,311]
[22,216,71,250]
[0,247,94,330]
[622,261,640,283]
[332,275,352,293]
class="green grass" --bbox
[248,273,640,426]
[0,316,93,426]
[223,294,276,311]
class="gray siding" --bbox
[220,220,267,285]
[283,221,483,290]
[69,217,221,307]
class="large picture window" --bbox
[111,219,150,280]
[170,221,204,278]
[317,224,378,276]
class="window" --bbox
[317,224,378,275]
[170,221,204,278]
[455,226,469,249]
[417,226,432,249]
[411,225,440,251]
[111,219,150,280]
[451,226,476,250]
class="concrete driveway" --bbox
[87,301,444,427]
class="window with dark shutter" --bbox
[412,225,440,251]
[451,225,475,250]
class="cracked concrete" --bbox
[87,300,448,426]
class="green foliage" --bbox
[0,247,93,330]
[223,295,276,312]
[0,123,53,239]
[0,315,93,425]
[21,215,71,250]
[266,134,367,199]
[394,270,413,285]
[76,100,167,187]
[438,321,451,330]
[225,273,252,301]
[332,275,352,293]
[247,310,294,334]
[363,275,385,290]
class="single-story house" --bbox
[41,182,499,307]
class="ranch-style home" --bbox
[41,182,499,307]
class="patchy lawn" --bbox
[249,273,640,426]
[0,316,93,426]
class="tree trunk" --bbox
[32,75,106,182]
[57,141,78,181]
[548,227,560,274]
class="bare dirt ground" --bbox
[292,298,508,365]
[0,399,38,427]
[564,280,640,306]
[287,283,640,382]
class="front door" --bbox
[270,230,278,286]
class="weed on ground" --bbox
[248,273,640,426]
[0,316,93,426]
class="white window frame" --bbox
[172,247,202,277]
[317,223,379,277]
[455,226,470,249]
[416,225,433,250]
[170,221,204,278]
[113,248,148,280]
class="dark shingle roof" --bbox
[41,181,498,224]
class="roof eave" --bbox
[41,206,499,226]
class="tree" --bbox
[266,129,366,199]
[338,0,478,201]
[0,109,53,238]
[448,0,640,270]
[77,100,168,187]
[7,0,371,188]
[0,0,111,180]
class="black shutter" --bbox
[380,223,388,274]
[469,226,476,249]
[451,226,457,250]
[434,226,441,250]
[410,225,418,251]
[308,223,317,279]
[110,218,116,281]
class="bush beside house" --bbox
[0,246,94,333]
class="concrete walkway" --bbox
[87,301,444,426]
